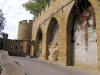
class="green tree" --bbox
[23,0,49,17]
[0,9,5,32]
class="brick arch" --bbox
[66,0,100,69]
[46,17,59,61]
[34,27,43,57]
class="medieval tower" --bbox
[17,20,33,40]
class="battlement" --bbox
[19,20,33,25]
[33,0,56,21]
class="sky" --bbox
[0,0,33,39]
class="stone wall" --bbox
[46,18,59,62]
[73,3,98,68]
[31,0,100,70]
[33,28,43,57]
[2,39,31,56]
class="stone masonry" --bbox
[17,0,100,71]
[17,20,33,40]
[2,33,32,56]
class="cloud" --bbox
[0,0,33,39]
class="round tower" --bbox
[17,20,33,40]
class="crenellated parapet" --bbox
[19,20,33,25]
[32,0,74,27]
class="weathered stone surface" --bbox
[30,0,100,71]
[18,20,33,40]
[2,36,31,56]
[10,0,100,71]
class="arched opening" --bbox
[34,27,43,57]
[67,0,98,68]
[46,17,59,62]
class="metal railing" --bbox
[36,0,74,27]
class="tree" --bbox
[0,9,5,32]
[23,0,49,17]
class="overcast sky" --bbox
[0,0,33,39]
